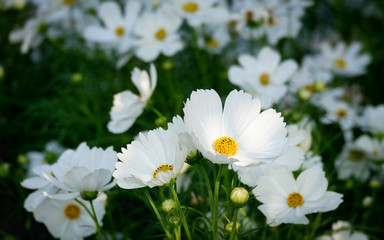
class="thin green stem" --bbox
[144,190,172,239]
[212,164,224,240]
[198,162,214,211]
[174,225,181,240]
[170,185,192,240]
[89,200,106,240]
[229,208,239,240]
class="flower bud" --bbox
[81,191,98,201]
[314,80,326,92]
[298,88,312,101]
[0,65,4,79]
[0,162,10,178]
[162,199,176,212]
[225,221,240,232]
[362,196,373,208]
[230,187,249,206]
[369,179,380,188]
[17,154,28,165]
[72,73,83,83]
[169,216,180,225]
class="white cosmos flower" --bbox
[253,166,343,226]
[84,1,141,54]
[107,64,157,134]
[183,89,288,166]
[300,151,323,171]
[287,123,312,153]
[113,128,189,189]
[360,104,384,136]
[316,220,369,240]
[169,0,223,27]
[133,7,183,62]
[33,193,107,240]
[197,24,231,54]
[228,47,298,109]
[319,41,371,77]
[42,142,117,200]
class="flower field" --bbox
[1,0,384,239]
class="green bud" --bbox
[298,88,312,101]
[155,116,167,127]
[162,60,174,70]
[17,154,28,165]
[0,65,4,79]
[225,221,240,232]
[44,152,59,165]
[0,162,10,177]
[72,73,83,83]
[369,179,380,188]
[314,80,326,92]
[169,216,180,225]
[161,199,176,212]
[230,187,249,207]
[81,191,98,201]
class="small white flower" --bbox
[42,142,117,200]
[228,47,298,109]
[287,123,312,153]
[317,221,369,240]
[133,7,183,62]
[33,193,107,240]
[360,104,384,136]
[335,137,375,182]
[169,0,221,27]
[113,128,189,189]
[253,166,343,226]
[84,1,141,54]
[300,151,323,171]
[197,25,231,54]
[107,64,157,134]
[319,41,371,77]
[183,89,288,166]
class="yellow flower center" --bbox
[305,84,314,92]
[115,27,125,36]
[64,204,81,220]
[153,164,173,179]
[287,192,304,208]
[207,39,219,48]
[334,58,346,69]
[155,28,167,41]
[63,0,74,5]
[213,136,239,157]
[183,2,199,13]
[259,73,270,85]
[336,109,347,118]
[373,150,378,157]
[349,149,365,162]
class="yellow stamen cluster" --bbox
[153,164,173,179]
[259,73,270,85]
[155,28,167,41]
[334,58,346,69]
[349,149,365,162]
[64,204,81,220]
[287,192,304,208]
[63,0,74,5]
[305,84,314,92]
[336,109,347,118]
[213,136,239,157]
[207,39,219,48]
[115,27,125,36]
[183,2,199,13]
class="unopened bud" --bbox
[162,60,173,70]
[362,196,373,207]
[0,65,4,79]
[346,179,354,189]
[230,187,249,206]
[17,154,28,165]
[169,216,180,225]
[298,88,312,101]
[314,80,326,92]
[161,199,176,212]
[0,162,10,177]
[72,73,83,83]
[369,179,380,188]
[225,221,240,232]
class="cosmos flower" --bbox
[107,64,157,134]
[42,142,117,200]
[316,220,369,240]
[253,166,343,226]
[228,47,298,109]
[83,0,141,54]
[183,89,288,166]
[133,6,183,62]
[167,115,198,158]
[319,41,371,77]
[33,193,107,240]
[113,128,189,189]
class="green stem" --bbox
[229,208,239,240]
[89,200,106,240]
[174,225,181,240]
[74,199,103,240]
[212,164,224,240]
[198,162,214,212]
[170,185,192,240]
[144,190,172,239]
